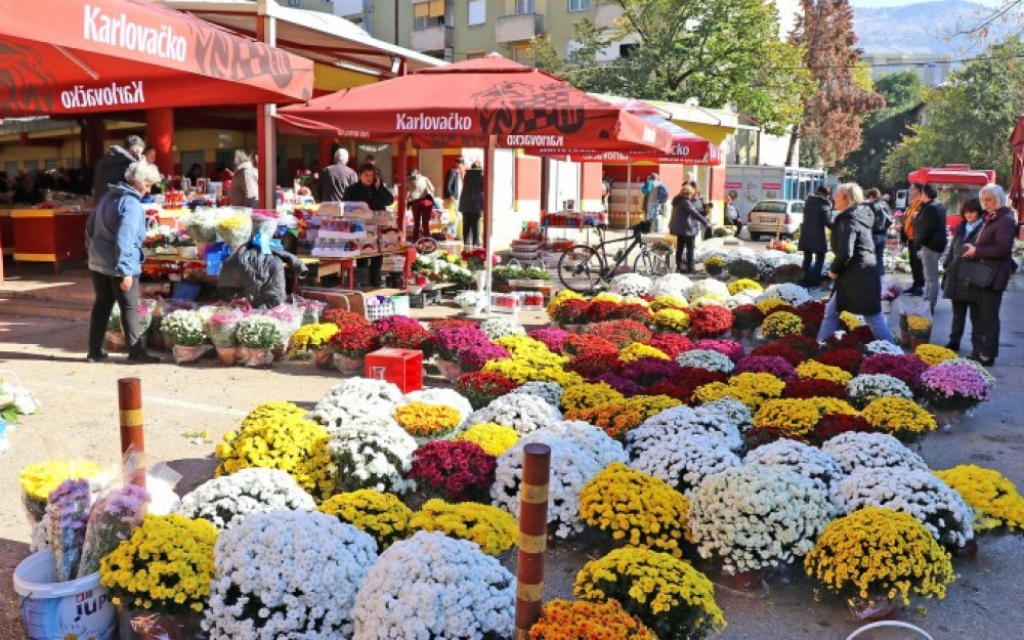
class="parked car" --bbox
[744,199,805,240]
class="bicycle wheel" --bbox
[632,250,663,277]
[558,246,605,293]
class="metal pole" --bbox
[117,378,146,489]
[484,135,497,311]
[625,161,633,229]
[514,443,550,639]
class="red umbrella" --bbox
[1008,115,1024,221]
[536,116,722,165]
[0,0,313,116]
[277,55,672,153]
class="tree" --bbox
[881,38,1024,189]
[841,71,927,189]
[788,0,885,168]
[531,0,814,136]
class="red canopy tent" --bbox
[0,0,313,116]
[1009,115,1024,228]
[277,54,673,298]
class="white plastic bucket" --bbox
[12,549,117,640]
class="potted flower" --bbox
[235,315,284,368]
[431,325,489,381]
[407,271,428,296]
[454,290,487,314]
[408,440,496,502]
[531,599,657,640]
[934,465,1024,542]
[328,323,381,375]
[176,468,315,531]
[453,371,518,410]
[206,307,245,366]
[410,499,517,557]
[100,514,218,638]
[702,254,726,278]
[805,507,955,620]
[919,361,992,425]
[288,322,339,364]
[761,311,804,340]
[161,309,210,365]
[393,402,462,441]
[318,489,414,551]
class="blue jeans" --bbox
[647,203,662,233]
[816,294,895,344]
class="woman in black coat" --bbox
[668,184,711,273]
[816,183,895,343]
[941,199,983,355]
[798,186,832,288]
[344,163,395,288]
[459,162,485,247]
[959,183,1017,366]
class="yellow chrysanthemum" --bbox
[649,295,689,312]
[410,499,517,556]
[318,489,413,550]
[619,343,670,364]
[761,311,804,339]
[934,465,1024,533]
[652,308,691,333]
[455,423,520,457]
[914,344,957,366]
[727,278,764,296]
[393,402,462,438]
[530,599,657,640]
[796,360,853,386]
[862,397,936,440]
[756,298,791,315]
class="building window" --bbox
[468,0,486,26]
[414,0,446,31]
[515,0,536,15]
[466,51,487,59]
[510,44,535,66]
[619,43,638,58]
[568,0,590,12]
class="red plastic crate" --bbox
[365,348,424,393]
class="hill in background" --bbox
[853,0,1017,57]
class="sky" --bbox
[849,0,1002,6]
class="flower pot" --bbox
[215,346,238,366]
[314,346,337,370]
[238,347,274,368]
[104,330,128,353]
[932,408,963,431]
[948,538,979,559]
[435,358,464,383]
[118,606,204,640]
[272,345,287,361]
[172,344,210,365]
[848,595,898,621]
[334,353,364,375]
[13,550,117,640]
[719,568,764,592]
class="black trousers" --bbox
[89,271,143,357]
[948,300,981,355]
[675,234,696,272]
[908,241,925,288]
[802,251,826,287]
[874,235,887,277]
[462,211,481,246]
[976,288,1004,358]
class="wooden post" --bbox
[514,443,550,639]
[117,377,146,489]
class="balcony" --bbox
[331,0,363,17]
[411,24,451,52]
[495,12,543,44]
[594,3,622,29]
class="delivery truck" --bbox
[724,165,828,221]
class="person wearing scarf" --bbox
[941,198,984,355]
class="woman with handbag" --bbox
[669,184,711,273]
[941,199,983,355]
[959,183,1017,367]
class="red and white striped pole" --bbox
[514,443,550,640]
[117,377,146,489]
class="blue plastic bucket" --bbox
[12,550,116,640]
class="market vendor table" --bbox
[298,246,416,292]
[0,208,13,256]
[11,208,90,275]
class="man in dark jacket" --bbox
[912,183,948,313]
[85,161,161,363]
[798,186,832,288]
[92,135,145,201]
[459,161,485,246]
[866,188,893,276]
[444,157,465,203]
[344,163,396,287]
[816,183,895,344]
[318,148,358,203]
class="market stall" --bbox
[9,208,90,274]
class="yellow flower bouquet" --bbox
[862,397,937,441]
[410,498,517,556]
[318,489,413,550]
[796,360,853,386]
[19,459,103,521]
[215,401,335,499]
[727,278,764,296]
[804,507,954,605]
[652,308,691,333]
[529,599,657,640]
[455,423,520,457]
[560,383,626,413]
[100,514,218,613]
[934,465,1024,535]
[579,463,690,558]
[618,343,670,364]
[575,547,726,640]
[393,401,462,439]
[649,295,689,312]
[289,322,339,355]
[914,343,957,366]
[753,399,821,436]
[907,314,932,339]
[761,311,804,339]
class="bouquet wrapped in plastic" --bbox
[290,295,327,325]
[77,484,149,577]
[251,210,280,237]
[182,208,223,243]
[46,478,92,581]
[216,213,253,247]
[206,307,247,348]
[265,304,305,346]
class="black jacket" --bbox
[970,206,1017,292]
[869,200,893,236]
[942,220,982,302]
[830,203,881,315]
[459,168,484,215]
[798,194,831,253]
[444,167,463,200]
[218,245,306,309]
[912,199,948,253]
[319,163,358,203]
[343,180,395,211]
[92,146,136,201]
[668,195,710,237]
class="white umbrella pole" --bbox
[484,135,497,313]
[625,161,633,229]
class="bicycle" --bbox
[556,220,668,293]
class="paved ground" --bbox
[1,249,1023,639]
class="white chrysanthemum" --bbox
[626,425,740,496]
[758,283,811,306]
[311,379,405,429]
[676,349,735,374]
[649,273,693,299]
[687,279,731,301]
[480,317,527,340]
[465,393,563,435]
[726,292,759,309]
[837,468,974,547]
[329,423,418,494]
[822,432,930,474]
[492,431,603,538]
[865,340,904,355]
[510,381,564,409]
[688,465,833,573]
[177,468,315,530]
[403,388,473,424]
[535,420,626,469]
[846,374,914,409]
[609,273,653,298]
[205,511,377,639]
[699,398,754,435]
[744,439,846,511]
[352,531,515,640]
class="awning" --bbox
[0,0,314,116]
[535,114,723,165]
